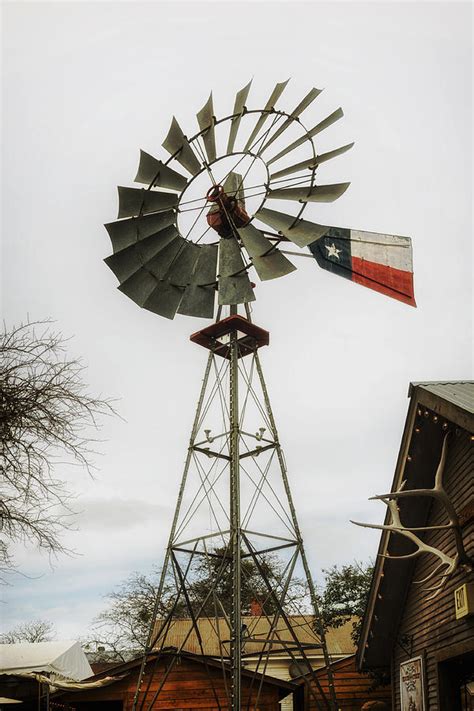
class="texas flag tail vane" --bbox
[308,227,416,307]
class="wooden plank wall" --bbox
[60,656,285,711]
[129,660,282,710]
[392,426,474,710]
[305,656,392,710]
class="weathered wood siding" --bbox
[392,427,474,710]
[130,659,283,710]
[304,655,392,710]
[60,656,287,710]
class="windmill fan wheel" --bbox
[104,79,357,320]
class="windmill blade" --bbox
[134,150,188,191]
[196,93,217,164]
[308,227,416,306]
[143,281,184,320]
[238,224,296,281]
[227,80,252,154]
[104,211,176,253]
[117,187,179,219]
[118,268,158,307]
[256,207,329,248]
[268,182,350,203]
[146,236,188,280]
[259,87,323,154]
[223,172,245,206]
[162,116,202,176]
[270,143,354,180]
[178,244,218,318]
[165,241,201,287]
[243,79,290,153]
[104,225,178,283]
[267,107,344,166]
[218,237,255,305]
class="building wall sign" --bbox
[454,582,474,619]
[400,655,426,711]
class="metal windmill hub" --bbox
[206,184,251,238]
[177,152,268,243]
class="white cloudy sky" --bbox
[2,1,472,639]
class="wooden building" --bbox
[357,382,474,710]
[151,615,355,710]
[58,649,301,711]
[300,655,391,710]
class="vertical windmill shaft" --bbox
[229,304,242,710]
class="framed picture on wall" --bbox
[400,655,426,711]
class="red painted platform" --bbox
[190,315,269,359]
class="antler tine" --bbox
[426,590,443,601]
[351,520,397,532]
[379,551,423,561]
[434,430,450,490]
[412,558,456,586]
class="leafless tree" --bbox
[86,569,173,661]
[0,320,115,577]
[0,618,56,643]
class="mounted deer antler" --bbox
[352,432,473,599]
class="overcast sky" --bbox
[2,1,472,640]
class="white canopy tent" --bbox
[0,641,92,681]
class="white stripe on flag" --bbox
[350,230,413,271]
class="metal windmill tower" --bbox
[104,80,415,711]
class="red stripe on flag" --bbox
[351,257,416,306]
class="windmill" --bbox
[104,80,415,711]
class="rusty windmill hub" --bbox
[205,183,251,238]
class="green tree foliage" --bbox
[188,546,306,617]
[317,560,374,645]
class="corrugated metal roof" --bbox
[410,381,474,414]
[153,616,355,657]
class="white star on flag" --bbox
[325,242,341,259]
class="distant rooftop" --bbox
[153,616,356,658]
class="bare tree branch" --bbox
[0,319,117,578]
[0,619,56,643]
